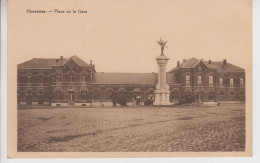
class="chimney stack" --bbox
[208,60,211,64]
[93,64,95,69]
[183,59,186,62]
[177,61,180,68]
[60,56,63,61]
[223,59,227,66]
[90,60,92,66]
[56,59,59,63]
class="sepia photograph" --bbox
[7,0,252,158]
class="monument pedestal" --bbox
[153,89,171,106]
[153,53,172,106]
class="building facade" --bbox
[17,56,245,107]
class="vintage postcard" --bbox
[7,0,252,158]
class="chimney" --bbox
[60,56,63,61]
[93,64,95,69]
[223,59,227,66]
[208,60,211,64]
[183,59,186,62]
[90,60,92,66]
[56,59,59,63]
[177,61,180,68]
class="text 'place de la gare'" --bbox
[17,41,245,107]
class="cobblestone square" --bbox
[18,104,245,152]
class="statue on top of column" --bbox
[157,37,167,55]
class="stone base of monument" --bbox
[153,89,172,106]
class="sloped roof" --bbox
[210,61,244,72]
[166,72,181,84]
[52,55,90,67]
[169,57,244,72]
[169,57,199,72]
[18,55,91,69]
[18,58,58,69]
[93,73,157,85]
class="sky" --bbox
[8,0,251,73]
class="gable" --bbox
[62,58,80,72]
[193,61,209,72]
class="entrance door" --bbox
[38,95,44,105]
[208,90,215,101]
[26,95,32,105]
[68,92,74,105]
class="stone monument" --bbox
[154,38,171,106]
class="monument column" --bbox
[154,38,171,106]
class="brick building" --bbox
[17,56,245,107]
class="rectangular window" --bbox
[82,76,86,82]
[70,76,75,82]
[186,76,190,84]
[230,78,234,86]
[229,91,235,96]
[219,90,224,96]
[198,76,202,84]
[27,76,31,84]
[40,77,43,83]
[56,76,61,82]
[219,77,223,85]
[240,78,244,86]
[209,76,213,84]
[240,91,245,96]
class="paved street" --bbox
[18,104,245,152]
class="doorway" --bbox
[68,92,74,105]
[26,95,32,105]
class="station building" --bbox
[17,55,245,107]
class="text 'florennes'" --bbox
[26,9,87,14]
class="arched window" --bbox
[209,75,214,84]
[26,89,33,95]
[56,71,62,82]
[172,89,179,102]
[54,88,62,100]
[81,71,87,82]
[196,89,203,96]
[68,71,75,83]
[118,88,126,98]
[197,75,202,84]
[26,89,33,105]
[133,88,141,100]
[93,89,101,100]
[106,88,113,101]
[80,88,88,100]
[147,88,155,101]
[38,89,44,95]
[186,75,190,84]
